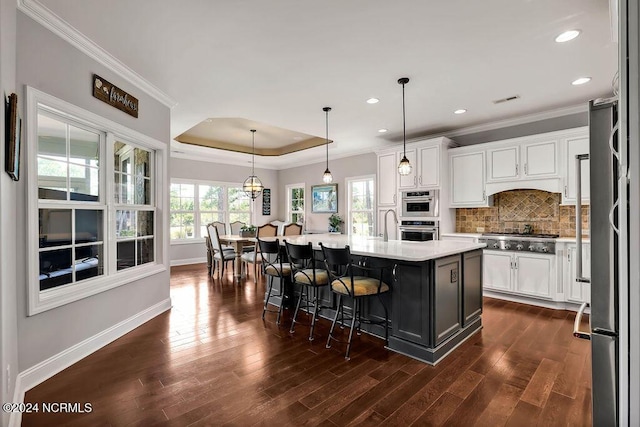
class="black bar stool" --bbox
[284,240,330,341]
[259,238,292,324]
[319,243,390,360]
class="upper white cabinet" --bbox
[398,148,417,189]
[562,133,590,205]
[377,151,398,206]
[486,139,558,183]
[398,145,441,189]
[450,150,489,207]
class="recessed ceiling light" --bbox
[378,128,388,133]
[366,98,380,104]
[205,118,213,123]
[293,136,303,141]
[454,109,467,114]
[572,77,591,85]
[555,30,581,43]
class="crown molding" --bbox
[17,0,178,108]
[409,103,588,143]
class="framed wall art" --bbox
[311,184,337,213]
[5,93,21,181]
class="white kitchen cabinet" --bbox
[398,148,417,189]
[377,152,398,206]
[450,150,489,207]
[486,139,558,183]
[514,253,555,298]
[483,250,556,299]
[483,251,513,292]
[487,146,519,181]
[562,134,590,205]
[398,145,440,189]
[377,207,398,240]
[522,139,558,178]
[564,243,591,303]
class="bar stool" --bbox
[259,238,292,324]
[284,240,330,341]
[319,243,390,360]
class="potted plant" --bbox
[185,226,193,238]
[240,224,257,237]
[328,214,343,233]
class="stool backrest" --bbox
[284,240,314,268]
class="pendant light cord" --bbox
[325,109,329,169]
[402,81,406,156]
[251,129,256,175]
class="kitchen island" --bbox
[265,234,486,365]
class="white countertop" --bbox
[556,237,591,243]
[269,234,486,262]
[440,232,483,238]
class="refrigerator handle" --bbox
[575,154,590,283]
[573,302,591,340]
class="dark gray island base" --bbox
[263,235,484,365]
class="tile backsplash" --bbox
[455,189,589,237]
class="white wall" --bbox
[15,12,170,372]
[169,156,279,264]
[1,0,19,424]
[278,152,377,233]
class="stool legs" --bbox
[326,295,342,350]
[262,276,274,320]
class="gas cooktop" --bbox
[481,232,559,239]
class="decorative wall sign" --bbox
[5,93,21,181]
[262,188,271,215]
[92,74,139,118]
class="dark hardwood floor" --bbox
[23,264,592,426]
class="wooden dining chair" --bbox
[283,223,303,236]
[241,223,278,281]
[229,221,245,235]
[206,223,236,279]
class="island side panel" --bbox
[433,254,462,346]
[462,249,483,326]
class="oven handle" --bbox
[399,227,439,232]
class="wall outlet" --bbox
[476,227,485,232]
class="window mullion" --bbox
[105,132,116,275]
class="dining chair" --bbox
[259,238,292,324]
[206,223,236,279]
[211,221,232,250]
[229,221,245,235]
[241,223,278,281]
[283,223,303,236]
[285,240,329,340]
[319,243,390,360]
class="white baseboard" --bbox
[170,257,207,267]
[484,291,586,312]
[9,298,172,427]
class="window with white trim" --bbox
[28,87,166,315]
[346,176,375,236]
[286,183,305,224]
[169,180,251,240]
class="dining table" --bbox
[217,234,256,280]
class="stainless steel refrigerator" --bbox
[574,99,620,425]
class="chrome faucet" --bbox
[383,209,398,242]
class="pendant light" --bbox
[322,107,333,183]
[243,129,264,200]
[397,77,412,176]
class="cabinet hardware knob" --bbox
[524,163,528,175]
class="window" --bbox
[27,87,166,315]
[286,184,305,224]
[169,180,251,240]
[347,176,375,236]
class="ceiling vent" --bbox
[492,95,521,104]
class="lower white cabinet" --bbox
[483,251,556,299]
[563,243,591,303]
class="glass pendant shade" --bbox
[244,129,263,200]
[398,155,412,175]
[397,77,412,176]
[323,168,333,183]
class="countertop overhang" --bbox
[265,234,486,262]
